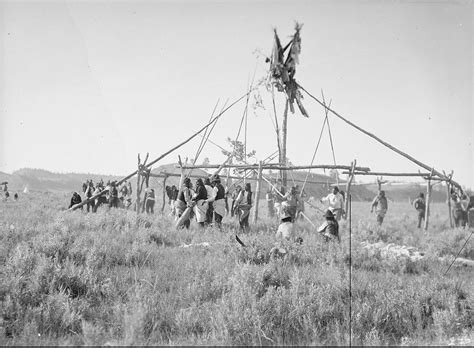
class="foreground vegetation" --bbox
[0,192,472,345]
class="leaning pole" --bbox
[69,90,254,211]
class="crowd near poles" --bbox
[68,89,255,212]
[345,160,356,218]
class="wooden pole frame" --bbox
[179,163,370,172]
[253,161,263,223]
[345,160,356,219]
[424,169,434,231]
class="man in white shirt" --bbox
[320,186,345,221]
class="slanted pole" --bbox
[253,161,263,223]
[69,89,252,211]
[424,175,432,230]
[345,160,356,219]
[161,175,168,213]
[299,84,465,192]
[280,100,289,188]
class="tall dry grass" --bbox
[0,192,472,345]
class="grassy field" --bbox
[0,191,472,345]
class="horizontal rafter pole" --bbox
[178,164,370,172]
[343,171,432,177]
[147,171,339,186]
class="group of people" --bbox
[1,183,19,201]
[69,179,134,212]
[167,174,253,232]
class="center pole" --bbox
[280,99,289,188]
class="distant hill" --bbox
[358,182,448,203]
[2,168,122,193]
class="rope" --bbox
[194,99,220,163]
[321,90,338,185]
[300,99,332,197]
[444,229,473,275]
[187,100,227,179]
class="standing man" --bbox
[84,180,95,213]
[191,179,208,228]
[412,192,426,229]
[235,183,253,232]
[207,175,226,229]
[108,181,119,209]
[282,186,299,222]
[320,186,345,221]
[175,178,194,229]
[144,188,156,214]
[371,190,388,226]
[204,178,214,225]
[266,187,275,218]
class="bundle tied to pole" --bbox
[267,22,308,118]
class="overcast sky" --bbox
[1,0,472,188]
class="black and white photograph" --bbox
[0,0,473,345]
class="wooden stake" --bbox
[161,174,168,213]
[136,154,141,214]
[424,172,433,230]
[253,161,263,223]
[345,160,356,219]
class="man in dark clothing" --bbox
[204,178,214,225]
[14,193,18,200]
[144,188,155,214]
[192,179,208,227]
[207,175,226,229]
[317,209,340,243]
[69,192,82,210]
[412,192,426,228]
[108,182,119,208]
